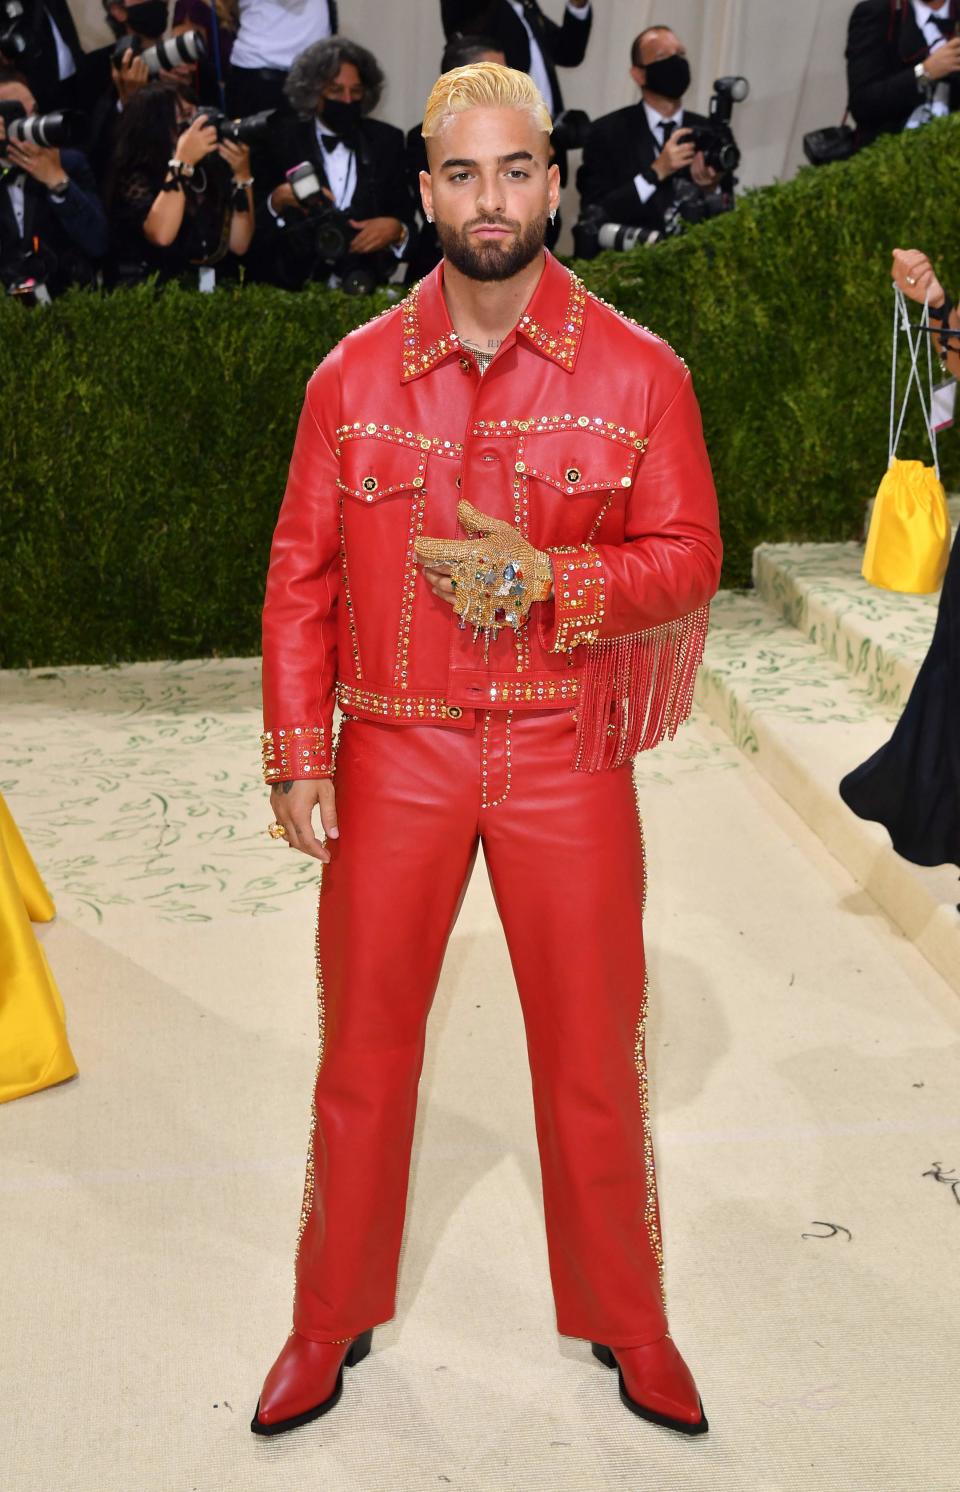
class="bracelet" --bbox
[232,175,254,190]
[166,157,195,179]
[929,294,956,363]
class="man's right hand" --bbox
[651,126,697,182]
[270,778,339,862]
[892,246,945,307]
[923,38,960,82]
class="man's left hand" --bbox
[690,151,721,189]
[4,138,65,189]
[348,215,404,253]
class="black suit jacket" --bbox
[847,0,960,146]
[250,111,416,289]
[440,0,591,116]
[0,146,107,293]
[576,102,709,232]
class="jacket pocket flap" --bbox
[517,427,643,495]
[337,437,429,501]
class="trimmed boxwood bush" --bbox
[3,115,960,667]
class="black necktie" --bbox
[934,12,955,36]
[659,119,677,145]
[320,132,342,151]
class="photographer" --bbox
[0,65,107,298]
[576,25,723,243]
[85,0,206,186]
[847,0,960,147]
[251,36,415,293]
[104,79,253,285]
[0,0,88,114]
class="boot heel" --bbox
[591,1342,617,1369]
[345,1328,373,1367]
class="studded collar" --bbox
[400,246,587,384]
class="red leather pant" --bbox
[292,706,670,1349]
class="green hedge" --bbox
[4,116,960,668]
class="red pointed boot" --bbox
[250,1327,373,1436]
[591,1333,708,1435]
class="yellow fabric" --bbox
[862,457,951,595]
[0,794,77,1104]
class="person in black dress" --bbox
[104,81,254,286]
[839,246,960,869]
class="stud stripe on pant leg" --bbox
[631,770,666,1308]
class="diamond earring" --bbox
[549,208,556,223]
[426,212,434,223]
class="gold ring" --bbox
[906,274,917,285]
[267,821,288,839]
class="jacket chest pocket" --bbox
[336,433,431,504]
[514,423,646,540]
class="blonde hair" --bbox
[421,61,552,142]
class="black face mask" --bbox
[126,0,169,39]
[321,97,362,135]
[643,54,691,101]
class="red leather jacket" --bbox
[261,246,722,780]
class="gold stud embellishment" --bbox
[361,476,378,493]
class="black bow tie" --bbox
[320,132,342,151]
[934,12,955,34]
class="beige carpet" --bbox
[2,658,959,1492]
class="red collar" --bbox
[400,246,588,383]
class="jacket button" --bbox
[455,475,461,487]
[446,705,463,719]
[458,357,471,372]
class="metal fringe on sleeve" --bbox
[572,604,710,771]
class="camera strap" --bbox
[889,283,940,476]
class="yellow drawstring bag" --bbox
[862,287,951,595]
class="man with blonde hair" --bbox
[252,60,721,1440]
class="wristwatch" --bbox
[47,177,69,199]
[915,59,929,84]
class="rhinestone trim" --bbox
[261,724,332,783]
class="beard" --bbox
[435,207,549,282]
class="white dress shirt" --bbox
[506,0,591,113]
[906,0,953,128]
[231,0,333,72]
[266,120,408,282]
[47,11,77,81]
[5,172,26,235]
[633,100,685,205]
[314,121,356,209]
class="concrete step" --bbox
[694,589,960,996]
[751,496,959,710]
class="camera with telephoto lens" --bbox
[111,27,205,76]
[0,98,83,154]
[0,0,28,60]
[685,75,748,175]
[571,204,662,258]
[195,105,274,145]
